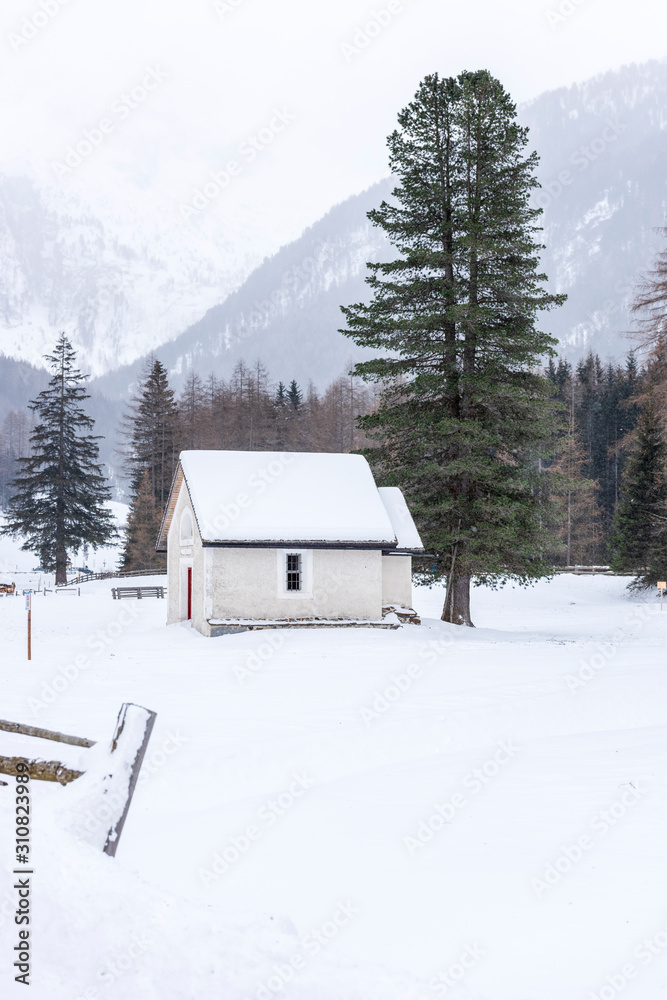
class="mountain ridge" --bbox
[1,58,665,398]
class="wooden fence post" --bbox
[102,703,157,858]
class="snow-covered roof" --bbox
[378,487,424,552]
[157,451,423,551]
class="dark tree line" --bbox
[544,229,667,584]
[118,357,377,570]
[545,351,641,564]
[609,229,667,586]
[0,346,378,576]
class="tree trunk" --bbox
[441,571,474,626]
[55,543,68,585]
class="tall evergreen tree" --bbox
[1,335,116,584]
[121,469,165,572]
[340,70,565,625]
[121,357,179,508]
[610,393,667,587]
[286,380,303,410]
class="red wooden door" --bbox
[187,567,192,620]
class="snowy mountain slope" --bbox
[93,182,394,397]
[0,172,261,376]
[1,60,665,395]
[522,58,667,359]
[93,59,667,397]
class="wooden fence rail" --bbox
[0,702,157,856]
[59,567,168,588]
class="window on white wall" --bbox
[277,550,313,599]
[286,553,302,591]
[180,508,194,544]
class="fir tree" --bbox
[1,335,116,584]
[340,70,565,625]
[121,357,179,508]
[610,393,667,587]
[121,469,165,572]
[286,380,303,410]
[273,382,289,450]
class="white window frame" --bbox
[276,549,313,599]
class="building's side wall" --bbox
[166,482,206,628]
[381,555,413,609]
[207,547,383,623]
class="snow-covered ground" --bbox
[1,564,666,999]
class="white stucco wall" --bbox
[381,555,413,609]
[166,481,206,629]
[166,480,386,632]
[207,546,383,623]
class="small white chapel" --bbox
[156,450,423,636]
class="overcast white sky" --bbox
[0,0,664,257]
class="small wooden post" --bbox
[102,703,157,858]
[658,582,666,611]
[26,590,31,660]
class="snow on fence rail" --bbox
[58,567,168,587]
[0,703,156,857]
[552,566,636,576]
[554,565,613,575]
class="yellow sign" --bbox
[659,582,666,589]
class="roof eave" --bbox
[199,539,398,550]
[155,464,184,553]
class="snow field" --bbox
[0,571,666,998]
